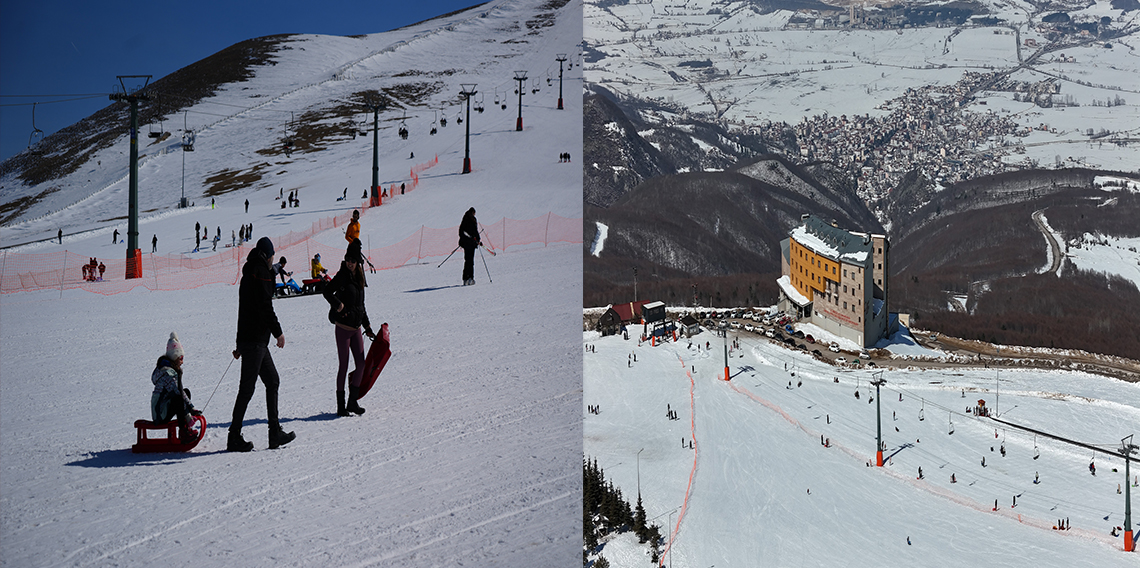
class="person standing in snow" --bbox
[152,234,158,253]
[113,229,119,243]
[345,210,360,243]
[324,239,375,416]
[151,332,202,443]
[229,237,295,452]
[458,207,480,286]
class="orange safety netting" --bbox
[2,208,580,296]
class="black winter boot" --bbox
[347,386,365,415]
[268,426,296,449]
[227,430,254,452]
[337,390,349,417]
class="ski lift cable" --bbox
[723,339,1115,514]
[722,356,1108,514]
[0,94,108,108]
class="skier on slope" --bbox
[150,332,202,443]
[458,207,480,286]
[323,238,376,416]
[228,237,295,452]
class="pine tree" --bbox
[634,495,647,541]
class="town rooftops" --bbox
[791,214,873,268]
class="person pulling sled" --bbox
[229,237,296,452]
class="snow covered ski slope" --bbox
[584,327,1140,567]
[1,0,583,566]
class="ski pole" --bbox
[478,229,497,255]
[201,356,236,412]
[478,245,492,283]
[437,245,461,268]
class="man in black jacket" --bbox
[228,237,296,452]
[458,207,480,286]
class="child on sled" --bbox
[152,332,202,443]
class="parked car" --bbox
[744,323,754,332]
[805,334,815,344]
[793,330,806,340]
[812,349,823,357]
[829,342,840,353]
[835,356,848,365]
[859,351,870,360]
[765,328,775,338]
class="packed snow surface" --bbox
[584,326,1140,567]
[1,1,584,566]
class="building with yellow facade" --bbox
[777,214,891,348]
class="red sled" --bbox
[132,415,207,453]
[358,322,391,399]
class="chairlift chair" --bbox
[182,130,195,152]
[948,412,954,435]
[28,102,44,148]
[919,398,925,421]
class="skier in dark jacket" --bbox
[458,207,480,286]
[229,237,295,452]
[324,238,376,416]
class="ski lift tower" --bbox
[109,75,152,279]
[513,70,528,131]
[1123,434,1137,552]
[556,54,568,110]
[872,371,886,466]
[460,83,477,174]
[364,96,385,206]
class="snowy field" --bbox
[584,0,1140,172]
[584,326,1140,567]
[1,1,584,566]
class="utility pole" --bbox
[364,97,385,206]
[724,340,730,381]
[1124,434,1136,552]
[555,54,567,110]
[633,267,638,303]
[513,70,527,131]
[109,75,152,279]
[872,371,886,466]
[460,84,477,174]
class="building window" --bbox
[843,285,847,293]
[843,301,847,309]
[878,263,882,270]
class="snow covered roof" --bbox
[790,215,873,268]
[777,275,811,307]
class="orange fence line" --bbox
[1,208,581,296]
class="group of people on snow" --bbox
[81,257,105,282]
[149,206,481,451]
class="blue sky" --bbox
[0,1,486,164]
